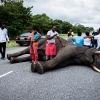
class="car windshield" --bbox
[20,33,31,36]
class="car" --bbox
[16,32,31,46]
[16,32,45,46]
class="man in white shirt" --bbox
[45,25,65,60]
[88,28,100,50]
[94,31,100,50]
[0,24,10,60]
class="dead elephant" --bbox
[7,38,100,74]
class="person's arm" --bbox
[47,34,57,40]
[88,36,94,38]
[82,38,84,46]
[57,36,65,47]
[71,32,74,36]
[5,29,10,43]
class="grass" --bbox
[6,40,19,48]
[59,34,67,38]
[59,33,81,38]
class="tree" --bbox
[61,21,72,34]
[0,0,33,39]
[72,23,94,33]
[32,13,53,35]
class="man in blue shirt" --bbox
[73,32,84,46]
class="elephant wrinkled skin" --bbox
[7,38,100,74]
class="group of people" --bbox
[29,25,65,64]
[67,28,100,50]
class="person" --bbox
[67,32,74,44]
[84,32,92,48]
[92,30,99,48]
[0,24,10,60]
[73,31,84,46]
[89,28,100,50]
[45,25,65,60]
[29,27,41,63]
[68,28,74,36]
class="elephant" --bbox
[7,37,100,74]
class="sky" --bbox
[23,0,100,30]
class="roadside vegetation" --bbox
[6,40,19,48]
[6,34,68,48]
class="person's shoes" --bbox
[1,57,5,60]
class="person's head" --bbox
[77,31,82,36]
[52,25,56,32]
[28,27,34,33]
[69,28,72,32]
[1,24,5,30]
[85,31,90,36]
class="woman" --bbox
[67,32,74,44]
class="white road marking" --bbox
[0,71,13,78]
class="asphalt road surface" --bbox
[0,46,100,100]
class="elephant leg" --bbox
[7,47,30,60]
[31,46,76,74]
[10,56,31,63]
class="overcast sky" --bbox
[23,0,100,30]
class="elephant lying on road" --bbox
[7,38,100,74]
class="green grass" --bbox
[59,33,79,38]
[6,40,19,48]
[59,34,67,38]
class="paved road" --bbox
[0,46,100,100]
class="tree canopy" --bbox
[0,0,32,38]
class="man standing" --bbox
[0,24,10,60]
[45,25,65,60]
[73,31,84,46]
[87,28,100,51]
[92,28,100,50]
[92,30,99,48]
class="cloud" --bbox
[23,0,100,29]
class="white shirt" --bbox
[47,30,59,43]
[94,34,100,49]
[0,28,9,42]
[84,38,91,46]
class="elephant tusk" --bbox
[95,51,100,54]
[93,66,100,72]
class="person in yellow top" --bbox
[68,28,74,36]
[29,27,40,62]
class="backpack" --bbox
[34,32,41,42]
